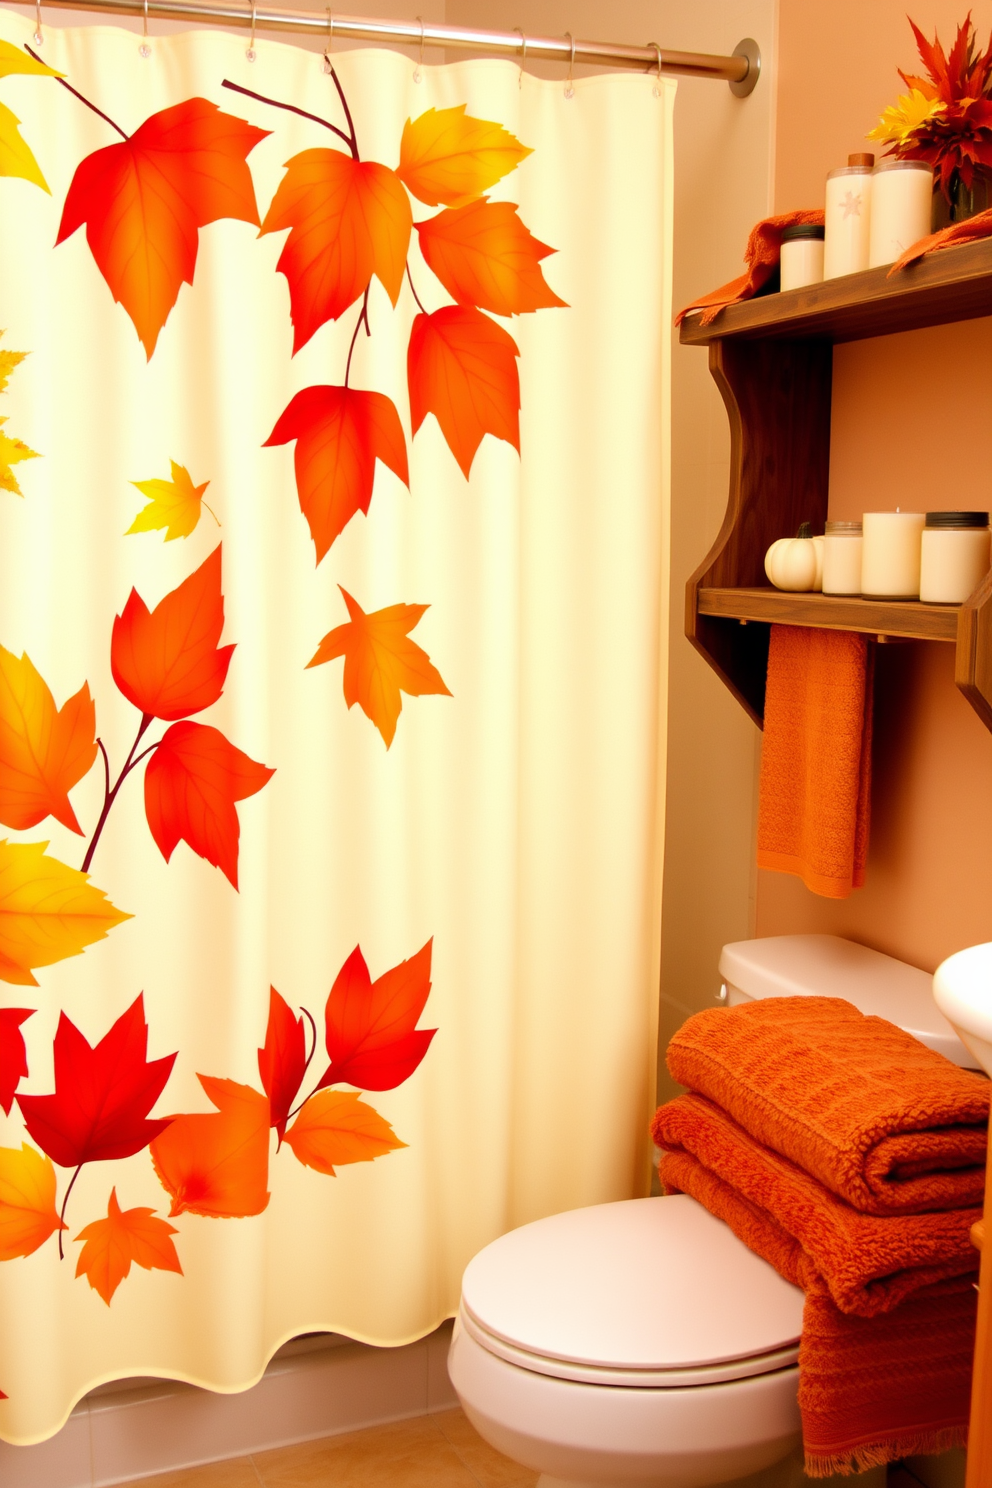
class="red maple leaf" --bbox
[143,721,274,889]
[315,941,436,1092]
[111,546,234,721]
[264,386,409,564]
[0,1007,32,1116]
[17,996,176,1168]
[407,306,520,478]
[257,988,308,1140]
[57,100,269,358]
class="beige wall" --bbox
[448,0,776,1101]
[758,2,992,972]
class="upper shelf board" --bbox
[679,235,992,346]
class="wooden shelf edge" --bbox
[679,235,992,346]
[697,587,959,642]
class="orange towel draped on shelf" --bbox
[674,208,824,326]
[757,625,874,900]
[652,997,988,1476]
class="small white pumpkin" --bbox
[765,523,823,592]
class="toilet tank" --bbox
[719,934,978,1069]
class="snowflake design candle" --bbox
[824,154,874,278]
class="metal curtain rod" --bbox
[28,1,762,94]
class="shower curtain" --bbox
[0,8,673,1443]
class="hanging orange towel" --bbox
[674,208,825,327]
[890,203,992,272]
[652,1106,977,1476]
[757,625,873,899]
[666,995,990,1216]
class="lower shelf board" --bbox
[696,586,959,642]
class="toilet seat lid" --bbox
[461,1196,804,1373]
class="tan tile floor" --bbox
[115,1409,539,1488]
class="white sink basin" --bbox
[933,943,992,1079]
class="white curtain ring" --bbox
[564,30,575,98]
[515,26,526,88]
[139,0,151,57]
[323,9,334,73]
[246,0,257,61]
[33,0,43,46]
[650,41,663,97]
[413,14,425,83]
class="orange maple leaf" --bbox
[56,100,269,358]
[0,647,97,834]
[283,1090,405,1176]
[408,306,520,477]
[0,1143,66,1260]
[111,546,234,721]
[150,1075,270,1219]
[264,385,409,564]
[416,198,567,317]
[74,1188,182,1305]
[260,151,412,353]
[0,839,130,988]
[143,721,274,889]
[307,587,450,748]
[397,106,531,207]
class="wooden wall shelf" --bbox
[681,237,992,732]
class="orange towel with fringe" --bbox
[666,995,990,1216]
[652,999,987,1474]
[675,208,824,327]
[757,625,873,899]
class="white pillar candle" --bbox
[861,511,926,598]
[920,513,991,603]
[780,225,825,291]
[868,160,933,268]
[824,157,874,279]
[822,520,863,594]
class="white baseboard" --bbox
[0,1322,459,1488]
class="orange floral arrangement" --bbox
[869,12,992,206]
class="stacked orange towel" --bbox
[652,997,989,1476]
[757,625,874,900]
[675,208,825,327]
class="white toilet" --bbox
[448,934,979,1488]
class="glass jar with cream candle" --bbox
[822,520,863,594]
[780,223,825,291]
[920,512,991,603]
[824,155,874,279]
[861,511,926,598]
[868,160,933,267]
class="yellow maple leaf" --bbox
[868,89,945,146]
[0,417,39,496]
[126,460,219,541]
[0,838,131,987]
[0,346,25,395]
[0,1143,66,1260]
[0,41,62,194]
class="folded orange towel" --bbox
[675,208,825,327]
[653,1116,976,1475]
[890,204,992,272]
[757,625,873,899]
[666,996,989,1215]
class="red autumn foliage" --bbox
[143,720,274,889]
[0,1008,32,1116]
[897,15,992,195]
[111,546,234,721]
[258,987,308,1139]
[316,941,436,1092]
[57,100,268,358]
[407,306,520,478]
[17,997,176,1168]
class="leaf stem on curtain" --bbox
[23,43,128,139]
[344,288,371,386]
[57,1163,83,1260]
[220,73,358,159]
[405,262,427,314]
[82,715,158,873]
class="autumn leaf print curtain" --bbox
[0,10,673,1443]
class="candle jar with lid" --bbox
[779,223,825,291]
[824,155,874,279]
[868,160,933,267]
[822,520,863,595]
[861,511,926,599]
[920,512,991,603]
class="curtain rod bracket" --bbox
[729,38,760,97]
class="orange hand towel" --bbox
[757,625,873,899]
[675,208,825,327]
[652,1111,976,1475]
[666,996,989,1215]
[890,203,992,272]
